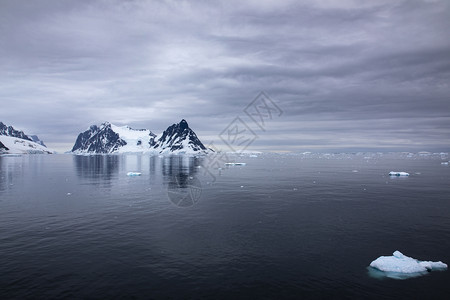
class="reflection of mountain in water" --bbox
[0,157,5,191]
[162,156,203,207]
[74,155,119,182]
[162,156,201,185]
[0,156,22,192]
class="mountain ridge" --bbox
[0,122,53,154]
[0,122,33,141]
[71,119,210,155]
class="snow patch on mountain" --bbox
[110,124,156,153]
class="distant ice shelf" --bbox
[369,251,447,279]
[389,171,409,176]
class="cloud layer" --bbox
[1,0,449,152]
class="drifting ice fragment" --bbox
[127,172,142,176]
[389,171,409,176]
[225,163,246,166]
[369,251,447,279]
[441,162,449,165]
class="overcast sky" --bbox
[1,0,449,153]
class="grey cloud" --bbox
[0,0,449,152]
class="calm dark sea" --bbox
[1,153,449,299]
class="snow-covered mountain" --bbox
[0,136,54,154]
[0,122,53,154]
[71,122,156,154]
[71,119,210,155]
[151,119,208,154]
[73,122,126,154]
[0,121,33,141]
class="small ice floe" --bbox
[352,170,359,173]
[249,155,258,158]
[66,193,71,196]
[389,171,409,176]
[369,251,447,279]
[441,162,449,165]
[127,172,142,176]
[225,162,246,166]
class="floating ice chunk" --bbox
[369,251,447,279]
[249,155,258,158]
[225,162,246,166]
[389,171,409,176]
[127,172,142,176]
[441,162,449,165]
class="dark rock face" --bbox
[152,119,207,152]
[0,122,32,141]
[71,122,127,154]
[0,141,9,151]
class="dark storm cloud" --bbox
[0,0,449,152]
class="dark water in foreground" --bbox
[1,153,449,299]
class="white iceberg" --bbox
[389,171,409,176]
[369,251,447,279]
[127,172,142,176]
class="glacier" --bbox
[369,251,447,279]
